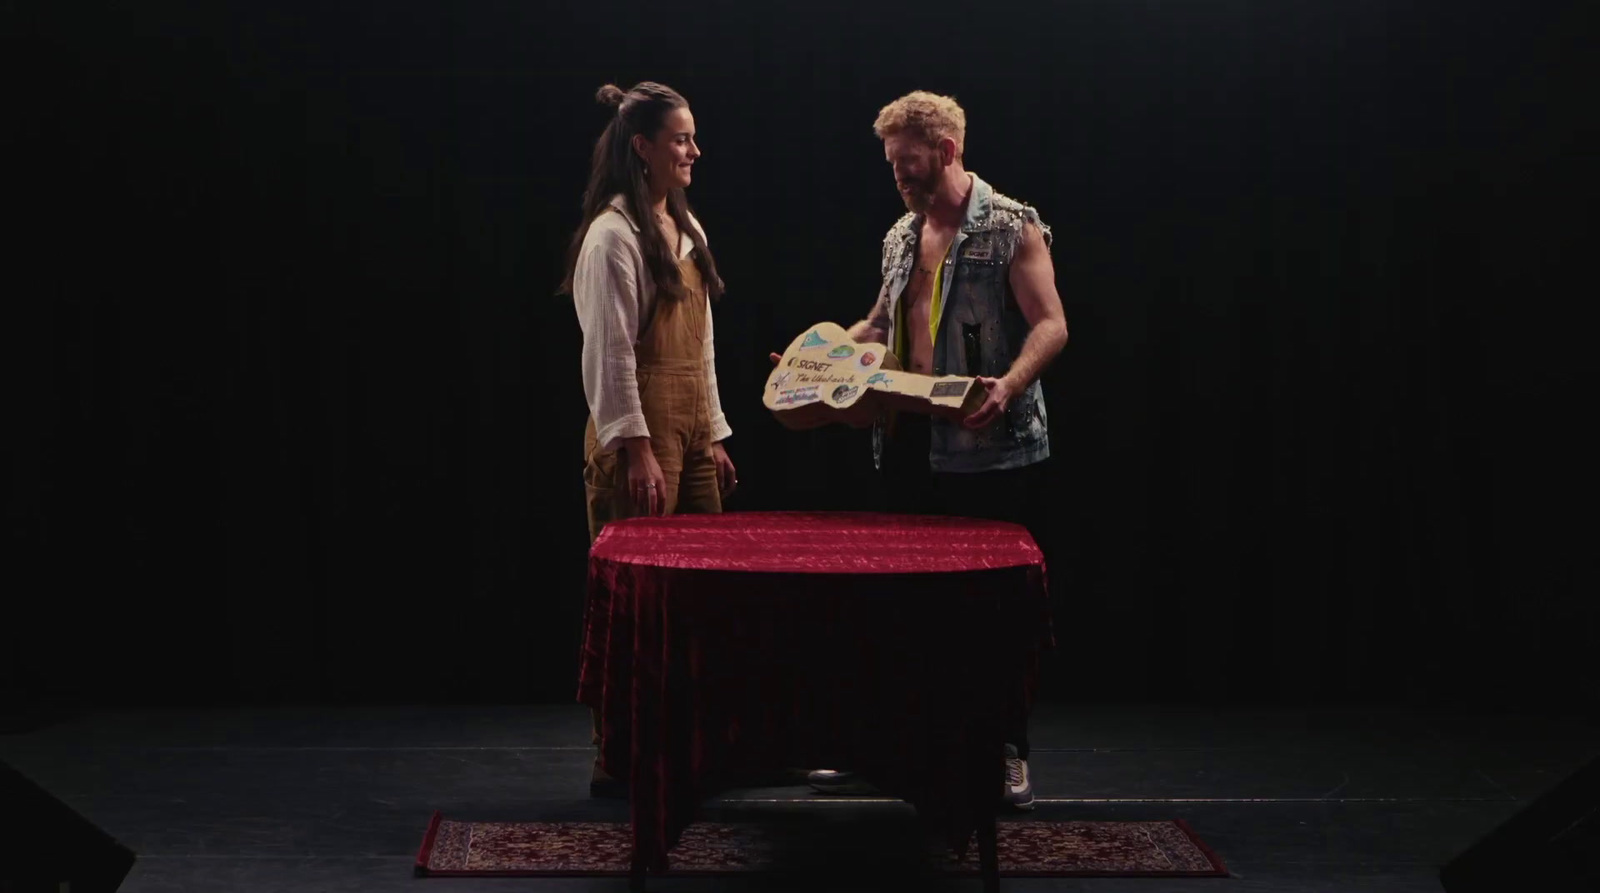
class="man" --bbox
[807,90,1068,810]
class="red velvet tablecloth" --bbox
[576,510,1054,875]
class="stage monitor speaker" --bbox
[1440,753,1599,892]
[0,759,135,893]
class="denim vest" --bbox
[872,173,1051,473]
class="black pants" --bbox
[879,413,1047,760]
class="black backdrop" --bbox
[8,1,1593,711]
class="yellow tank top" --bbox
[929,240,952,346]
[897,240,953,361]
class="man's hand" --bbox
[846,318,887,344]
[622,437,667,515]
[963,375,1020,429]
[769,286,891,366]
[770,315,876,365]
[711,441,737,497]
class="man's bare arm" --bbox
[847,281,894,344]
[1001,221,1068,390]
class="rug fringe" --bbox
[413,810,444,876]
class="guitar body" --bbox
[763,322,986,431]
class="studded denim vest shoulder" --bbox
[872,173,1052,473]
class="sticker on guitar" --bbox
[774,385,821,406]
[763,321,986,431]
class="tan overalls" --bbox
[582,233,723,543]
[582,222,724,770]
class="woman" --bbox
[561,82,738,796]
[561,81,737,544]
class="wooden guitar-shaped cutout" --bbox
[763,322,986,430]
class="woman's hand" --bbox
[622,437,667,515]
[711,441,737,497]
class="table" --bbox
[577,511,1054,891]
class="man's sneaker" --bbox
[1003,744,1034,810]
[806,769,880,795]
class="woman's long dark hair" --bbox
[558,82,724,302]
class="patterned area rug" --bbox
[414,813,1229,877]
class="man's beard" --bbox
[899,167,942,212]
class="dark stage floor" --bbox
[2,703,1595,892]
